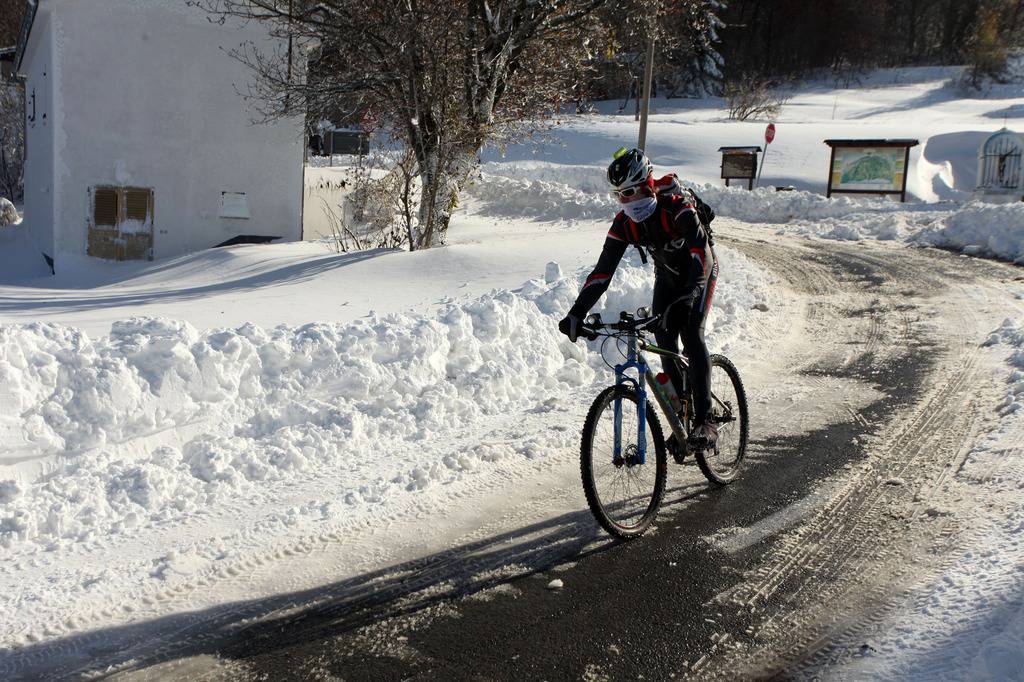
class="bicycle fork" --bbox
[613,334,647,465]
[613,335,689,465]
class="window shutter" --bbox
[89,186,154,261]
[124,188,151,222]
[94,188,118,226]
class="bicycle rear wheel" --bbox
[580,385,667,539]
[695,354,749,485]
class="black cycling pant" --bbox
[651,265,718,425]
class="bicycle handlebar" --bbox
[578,310,662,340]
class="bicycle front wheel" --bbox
[580,385,667,539]
[695,354,749,485]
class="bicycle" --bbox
[576,307,749,539]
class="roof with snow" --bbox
[824,139,919,147]
[982,127,1024,147]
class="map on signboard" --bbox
[831,148,905,192]
[722,154,757,179]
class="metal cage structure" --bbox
[976,128,1024,200]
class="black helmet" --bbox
[607,147,653,190]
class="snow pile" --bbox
[474,163,915,225]
[689,183,906,225]
[470,168,1024,263]
[467,171,613,222]
[479,161,611,195]
[984,319,1024,417]
[708,190,1024,264]
[0,252,773,551]
[0,301,584,549]
[474,165,906,225]
[918,204,1024,264]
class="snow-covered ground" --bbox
[474,60,1024,263]
[820,317,1024,681]
[1,61,1023,678]
[487,62,1022,201]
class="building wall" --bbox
[50,0,304,262]
[19,7,56,260]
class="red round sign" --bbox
[765,123,776,144]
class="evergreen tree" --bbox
[661,0,726,98]
[592,0,726,101]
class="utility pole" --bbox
[637,35,655,150]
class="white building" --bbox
[14,0,305,270]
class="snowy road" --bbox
[7,224,1018,680]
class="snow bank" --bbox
[0,301,583,549]
[467,171,612,222]
[471,168,1024,264]
[474,162,916,226]
[690,184,905,224]
[0,251,773,551]
[918,204,1024,265]
[985,319,1024,416]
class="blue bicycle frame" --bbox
[613,333,690,465]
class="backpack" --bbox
[655,174,716,233]
[623,175,716,265]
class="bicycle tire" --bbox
[580,384,668,539]
[694,354,749,485]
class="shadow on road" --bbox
[0,482,707,680]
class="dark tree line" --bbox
[718,0,1024,81]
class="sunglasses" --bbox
[615,185,650,201]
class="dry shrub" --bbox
[321,152,417,253]
[724,76,789,121]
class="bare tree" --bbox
[0,0,23,47]
[0,84,24,202]
[196,0,608,249]
[1,0,26,203]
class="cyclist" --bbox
[558,148,720,449]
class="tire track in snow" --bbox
[695,236,1021,679]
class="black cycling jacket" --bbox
[568,190,716,319]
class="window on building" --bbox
[93,187,118,226]
[88,186,155,261]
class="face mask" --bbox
[623,196,657,222]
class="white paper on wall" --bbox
[220,192,251,219]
